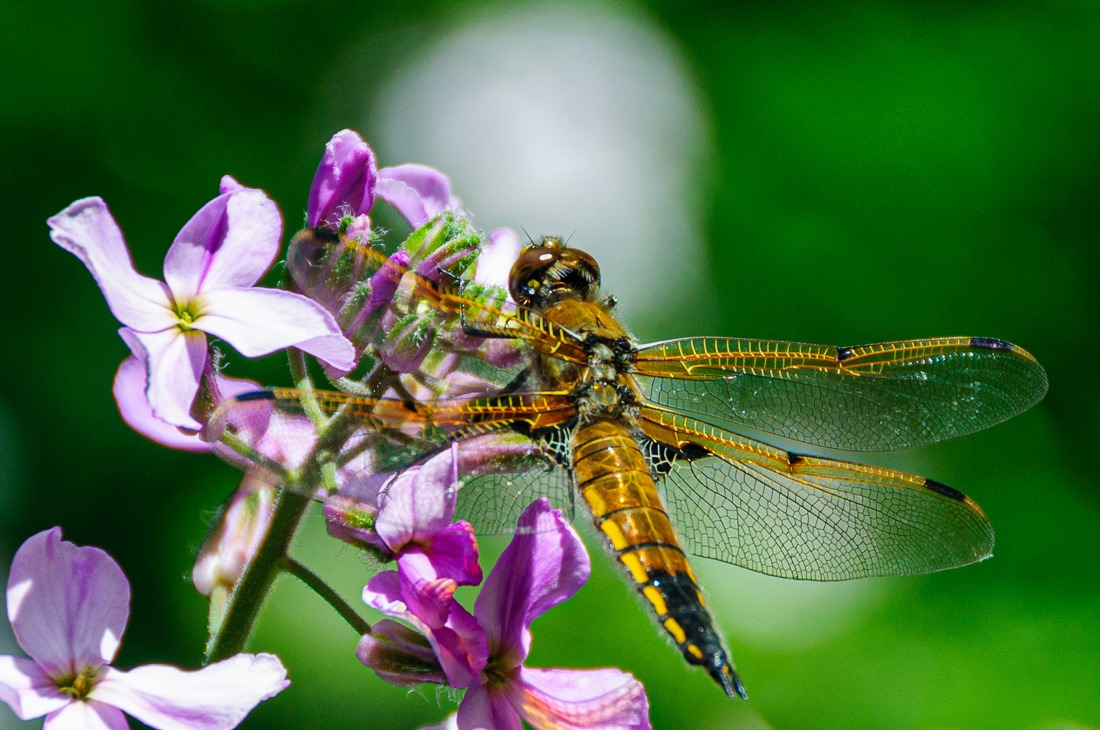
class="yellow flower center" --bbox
[177,303,200,331]
[56,666,101,701]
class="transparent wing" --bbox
[204,388,578,537]
[640,405,993,580]
[352,429,576,538]
[634,336,1048,451]
[453,452,576,534]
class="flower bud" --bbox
[356,620,446,687]
[286,224,378,315]
[380,309,437,373]
[307,129,377,229]
[193,476,275,598]
[400,212,480,285]
[323,493,389,559]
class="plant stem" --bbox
[204,487,312,663]
[280,555,371,636]
[288,347,326,428]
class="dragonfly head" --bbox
[509,236,601,309]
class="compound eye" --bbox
[507,239,600,306]
[509,247,559,304]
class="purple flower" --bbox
[0,528,288,729]
[327,446,481,628]
[48,177,355,430]
[307,130,456,231]
[361,499,651,730]
[294,131,458,363]
[112,355,259,453]
[307,130,378,229]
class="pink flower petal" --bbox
[396,550,457,629]
[376,164,453,227]
[113,354,259,452]
[90,654,288,730]
[457,683,523,730]
[113,354,205,451]
[0,655,70,720]
[362,571,408,617]
[125,328,208,431]
[44,699,128,730]
[474,499,590,666]
[163,187,282,302]
[363,572,487,689]
[474,228,522,290]
[291,333,359,375]
[517,667,651,730]
[308,130,378,228]
[218,175,245,195]
[422,522,482,588]
[192,287,355,370]
[48,198,176,332]
[374,447,460,550]
[7,528,129,675]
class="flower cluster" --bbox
[359,497,649,729]
[21,130,654,728]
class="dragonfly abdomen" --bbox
[572,419,747,700]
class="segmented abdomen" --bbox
[571,418,745,699]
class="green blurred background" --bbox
[1,1,1097,728]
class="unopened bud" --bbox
[356,619,446,687]
[323,493,389,562]
[193,476,275,597]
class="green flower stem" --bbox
[204,352,403,662]
[280,555,371,636]
[288,347,326,428]
[205,486,312,663]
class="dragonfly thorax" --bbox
[587,342,619,381]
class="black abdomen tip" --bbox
[714,660,749,701]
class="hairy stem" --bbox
[204,487,311,663]
[280,556,371,636]
[288,347,326,428]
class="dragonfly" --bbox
[208,233,1048,700]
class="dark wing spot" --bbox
[836,346,855,362]
[969,337,1013,351]
[641,438,711,478]
[235,390,277,403]
[924,478,967,502]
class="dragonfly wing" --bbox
[634,336,1048,451]
[640,406,993,580]
[446,424,572,534]
[347,429,576,538]
[205,387,575,491]
[206,388,579,537]
[453,469,576,536]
